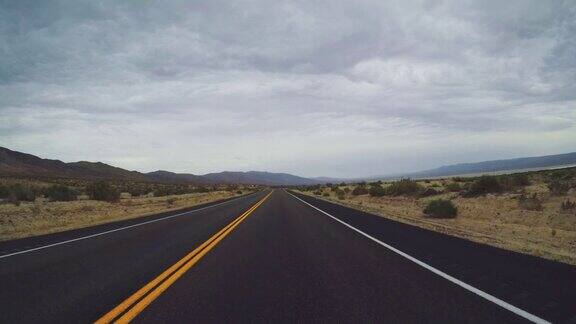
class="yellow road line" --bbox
[96,192,272,323]
[95,198,263,323]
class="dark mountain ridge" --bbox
[146,170,211,184]
[0,147,147,181]
[0,147,319,185]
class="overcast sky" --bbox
[1,0,575,178]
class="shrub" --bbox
[236,190,243,195]
[153,188,168,197]
[166,197,177,206]
[2,183,40,202]
[352,186,368,196]
[313,190,322,196]
[512,174,531,186]
[419,188,440,197]
[193,186,211,193]
[322,192,330,197]
[0,185,9,199]
[386,178,421,196]
[518,194,543,211]
[549,169,574,181]
[336,190,345,200]
[368,185,386,197]
[561,199,576,212]
[548,180,571,196]
[44,185,77,202]
[85,181,120,202]
[308,185,321,191]
[500,174,531,191]
[128,187,146,197]
[7,194,20,206]
[466,176,502,196]
[446,182,462,192]
[423,199,458,218]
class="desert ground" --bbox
[297,169,576,265]
[0,187,244,241]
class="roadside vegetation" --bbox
[0,176,259,241]
[424,199,458,218]
[296,167,576,265]
[0,177,235,204]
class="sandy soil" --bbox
[298,184,576,265]
[0,190,243,241]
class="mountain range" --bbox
[1,146,576,185]
[407,152,576,178]
[0,146,319,186]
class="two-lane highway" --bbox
[1,189,574,323]
[132,189,523,323]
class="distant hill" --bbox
[409,152,576,178]
[146,170,210,184]
[202,171,319,186]
[0,147,149,181]
[0,146,76,177]
[68,161,149,181]
[0,146,321,185]
[311,176,348,183]
[147,170,319,186]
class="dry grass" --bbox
[0,190,242,241]
[299,180,576,265]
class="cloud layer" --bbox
[1,0,575,177]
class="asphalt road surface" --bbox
[0,189,574,323]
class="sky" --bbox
[0,0,575,178]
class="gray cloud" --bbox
[0,0,575,177]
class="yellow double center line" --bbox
[96,191,272,323]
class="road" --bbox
[0,189,574,323]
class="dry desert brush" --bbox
[85,181,120,203]
[386,178,422,196]
[423,199,458,218]
[561,199,576,213]
[465,175,503,196]
[517,193,543,211]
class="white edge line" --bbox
[285,190,550,324]
[0,192,259,260]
